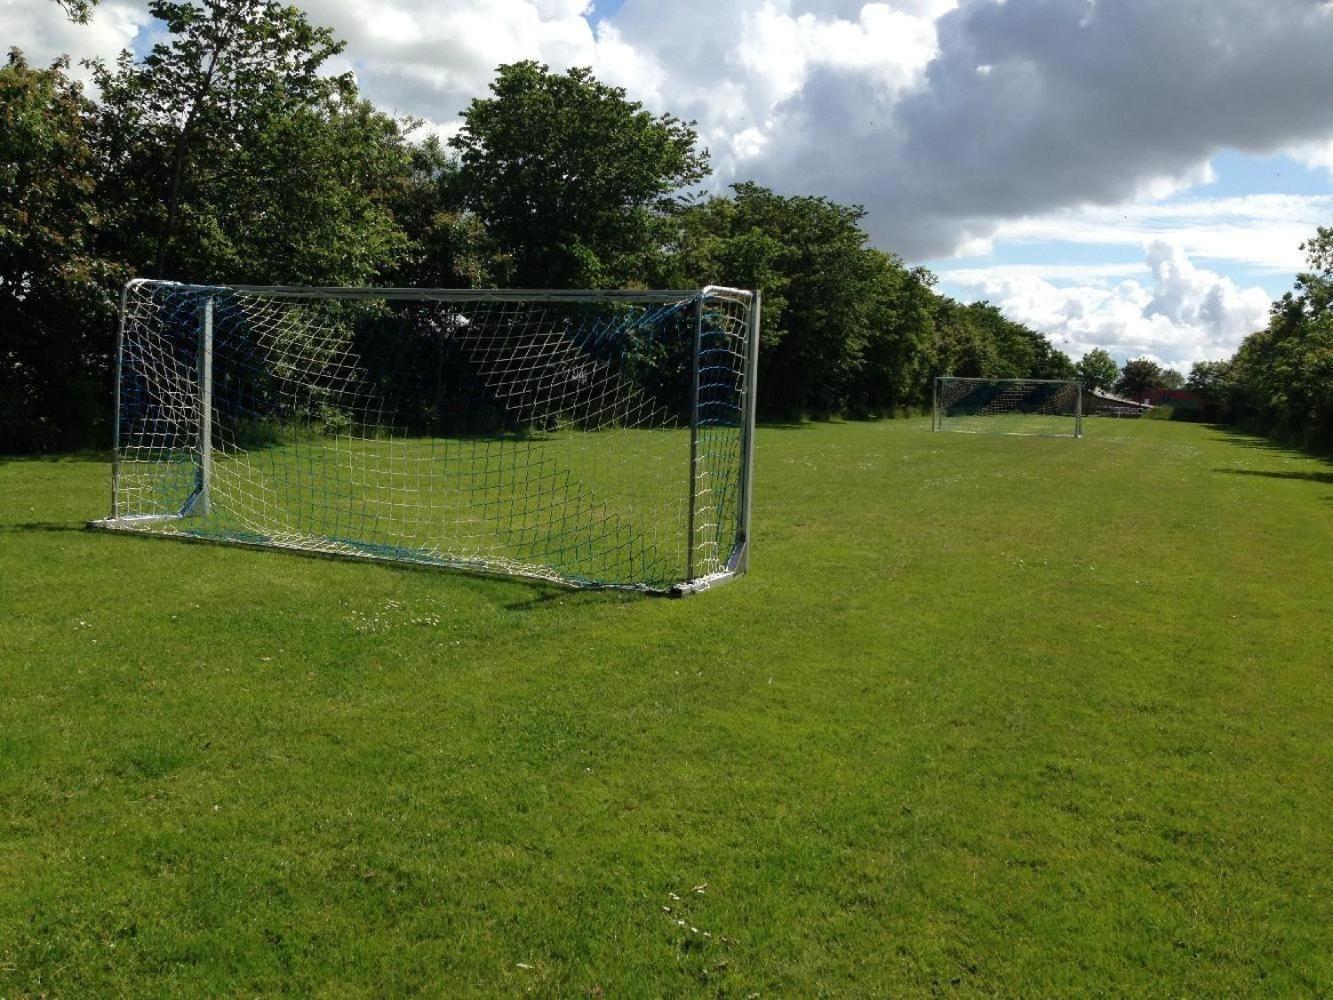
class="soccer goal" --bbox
[933,377,1083,437]
[91,280,760,594]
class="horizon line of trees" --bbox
[2,0,1328,455]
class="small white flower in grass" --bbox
[516,963,532,970]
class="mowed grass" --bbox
[1,418,1330,996]
[110,426,735,589]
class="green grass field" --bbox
[2,418,1330,996]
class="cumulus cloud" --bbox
[758,0,1333,257]
[940,242,1273,368]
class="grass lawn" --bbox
[105,427,723,590]
[1,418,1330,995]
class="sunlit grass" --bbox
[1,418,1329,995]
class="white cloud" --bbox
[940,242,1272,368]
[1,0,150,86]
[9,0,1333,283]
[754,0,1333,258]
[987,194,1333,274]
[1288,137,1333,176]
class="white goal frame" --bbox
[933,377,1083,438]
[91,280,761,595]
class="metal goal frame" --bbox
[91,280,761,596]
[933,376,1083,438]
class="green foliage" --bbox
[1115,357,1167,400]
[655,184,1071,419]
[1076,348,1118,392]
[0,51,124,452]
[4,31,1077,448]
[3,420,1331,993]
[90,0,411,284]
[1207,228,1333,452]
[953,301,1075,380]
[384,136,508,288]
[451,61,708,287]
[1158,367,1186,390]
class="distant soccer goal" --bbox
[91,280,760,594]
[933,377,1083,438]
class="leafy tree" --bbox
[1223,229,1333,451]
[0,51,124,452]
[857,261,936,415]
[1116,357,1167,400]
[953,301,1075,380]
[1187,359,1232,420]
[708,185,880,417]
[1158,368,1186,390]
[1077,348,1119,391]
[931,296,998,380]
[451,61,708,288]
[91,0,411,283]
[385,135,508,288]
[1187,360,1230,393]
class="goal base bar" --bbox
[88,518,742,597]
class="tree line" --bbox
[2,0,1327,454]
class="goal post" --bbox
[92,279,760,594]
[934,377,1083,438]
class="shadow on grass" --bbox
[1208,423,1333,503]
[0,450,109,467]
[1206,423,1333,458]
[0,521,87,534]
[1215,468,1333,485]
[78,522,654,608]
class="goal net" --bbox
[92,280,760,594]
[934,377,1082,437]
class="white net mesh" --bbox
[96,281,757,592]
[935,377,1082,437]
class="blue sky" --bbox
[931,151,1332,301]
[12,0,1333,369]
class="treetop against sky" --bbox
[10,0,1333,367]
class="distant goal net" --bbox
[92,280,760,594]
[933,377,1082,438]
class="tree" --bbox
[451,61,709,288]
[384,135,508,288]
[0,51,124,452]
[1077,348,1119,391]
[931,296,998,380]
[1116,357,1167,400]
[53,0,96,22]
[1158,368,1186,390]
[695,184,881,418]
[1223,229,1333,451]
[1187,359,1231,420]
[91,0,411,284]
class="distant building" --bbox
[1147,388,1204,413]
[1081,387,1152,418]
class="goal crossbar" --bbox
[91,280,761,595]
